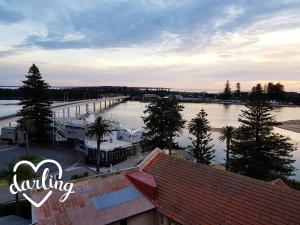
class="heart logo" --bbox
[10,159,63,207]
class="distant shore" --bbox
[212,121,300,134]
[277,120,300,133]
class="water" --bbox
[101,101,300,180]
[0,100,20,117]
[1,100,300,179]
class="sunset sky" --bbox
[0,0,300,92]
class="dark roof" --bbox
[32,174,155,225]
[143,151,300,225]
[0,215,31,225]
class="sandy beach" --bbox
[277,120,300,133]
[212,120,300,134]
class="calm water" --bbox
[1,100,300,179]
[0,100,20,117]
[101,101,300,179]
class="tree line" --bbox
[221,80,298,103]
[2,65,299,188]
[142,85,296,182]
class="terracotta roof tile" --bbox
[143,152,300,225]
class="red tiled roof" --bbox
[32,174,155,225]
[126,171,157,203]
[143,152,300,225]
[269,178,290,188]
[126,171,157,188]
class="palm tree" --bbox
[86,117,111,173]
[0,161,34,216]
[219,126,235,171]
[18,116,35,158]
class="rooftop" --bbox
[0,215,31,225]
[85,139,132,151]
[143,150,300,225]
[32,174,155,225]
[32,149,300,225]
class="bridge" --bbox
[0,96,129,126]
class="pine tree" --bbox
[236,82,241,96]
[18,64,52,141]
[142,98,186,154]
[223,80,232,100]
[230,84,295,180]
[188,109,215,165]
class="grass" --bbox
[170,152,182,160]
[18,155,44,164]
[0,178,8,186]
[0,155,44,186]
[71,171,89,180]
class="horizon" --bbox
[0,1,300,91]
[0,83,298,94]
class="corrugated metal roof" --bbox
[32,174,155,225]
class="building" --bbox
[0,126,25,144]
[32,149,300,225]
[56,115,143,166]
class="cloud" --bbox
[213,4,245,29]
[16,1,246,49]
[1,0,300,91]
[0,4,24,24]
[12,0,299,52]
[0,50,18,57]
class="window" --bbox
[120,219,127,225]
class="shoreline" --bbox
[277,120,300,134]
[212,120,300,134]
[1,98,300,108]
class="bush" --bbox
[18,155,43,164]
[283,178,300,191]
[71,171,89,180]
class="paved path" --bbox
[0,144,85,204]
[0,144,84,172]
[87,152,151,174]
[0,144,17,153]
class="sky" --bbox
[0,0,300,92]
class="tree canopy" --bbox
[219,126,235,171]
[188,109,215,165]
[86,116,111,172]
[18,64,52,141]
[267,82,285,101]
[222,80,232,100]
[229,84,295,180]
[142,98,186,153]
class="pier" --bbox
[0,96,129,126]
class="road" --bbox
[0,143,84,172]
[0,143,85,204]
